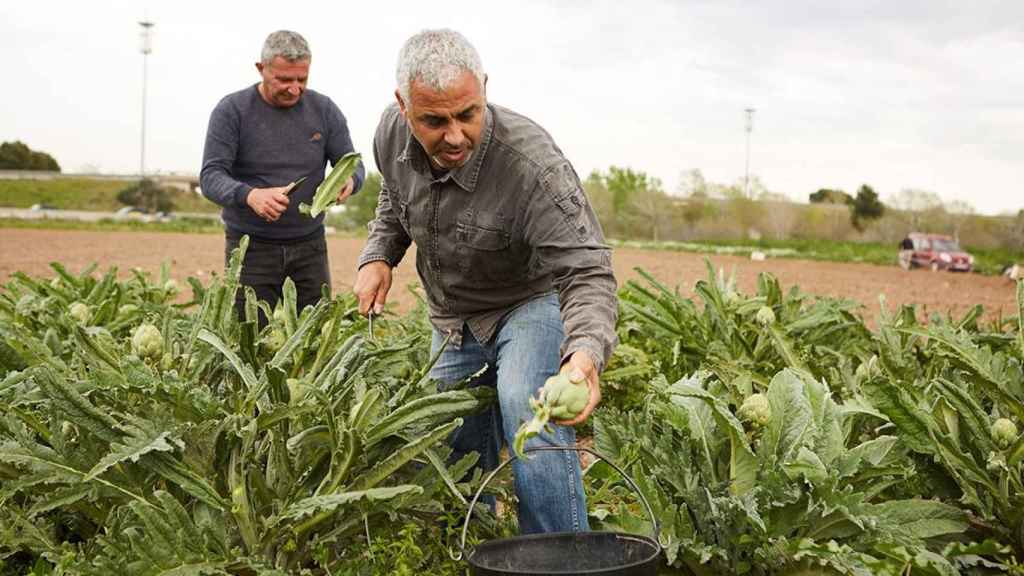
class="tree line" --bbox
[0,141,60,171]
[327,167,1021,252]
[579,166,1021,252]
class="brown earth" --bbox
[1,228,1018,326]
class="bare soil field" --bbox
[1,228,1017,326]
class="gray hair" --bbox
[261,30,311,64]
[396,29,485,105]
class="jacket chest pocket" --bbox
[454,212,522,285]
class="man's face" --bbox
[256,56,310,108]
[397,70,486,170]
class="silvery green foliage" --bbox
[607,265,1024,572]
[0,238,495,574]
[592,370,972,575]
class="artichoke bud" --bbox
[756,306,776,326]
[542,373,589,419]
[131,323,164,361]
[991,418,1018,450]
[262,328,286,354]
[739,393,772,427]
[69,302,90,325]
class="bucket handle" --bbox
[454,445,661,562]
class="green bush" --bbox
[116,178,175,213]
[0,141,60,171]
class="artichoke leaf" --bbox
[299,152,362,217]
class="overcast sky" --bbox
[2,1,1021,215]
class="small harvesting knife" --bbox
[282,175,308,196]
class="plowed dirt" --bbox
[1,228,1016,326]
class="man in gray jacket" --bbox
[354,29,617,534]
[201,30,364,315]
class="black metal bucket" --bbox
[457,446,661,575]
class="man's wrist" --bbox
[561,344,604,375]
[357,255,392,270]
[234,186,253,208]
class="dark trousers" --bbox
[225,234,331,321]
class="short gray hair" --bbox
[396,29,485,105]
[261,30,311,64]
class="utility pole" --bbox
[138,20,155,178]
[744,107,755,198]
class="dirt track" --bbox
[1,228,1017,326]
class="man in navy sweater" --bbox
[200,30,364,316]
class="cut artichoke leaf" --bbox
[298,152,362,218]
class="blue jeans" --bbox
[430,293,588,534]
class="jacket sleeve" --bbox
[357,129,411,269]
[523,161,619,373]
[199,98,251,208]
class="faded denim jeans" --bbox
[430,293,588,534]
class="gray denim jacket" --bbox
[358,103,618,371]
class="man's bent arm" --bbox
[357,138,412,269]
[526,161,619,373]
[200,99,251,209]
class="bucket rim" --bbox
[468,530,662,575]
[456,446,662,562]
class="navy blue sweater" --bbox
[200,84,364,241]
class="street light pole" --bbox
[138,20,155,179]
[744,107,755,198]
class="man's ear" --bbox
[255,62,265,74]
[395,89,408,117]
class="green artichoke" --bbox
[69,302,90,325]
[131,323,164,361]
[739,393,771,427]
[991,418,1018,450]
